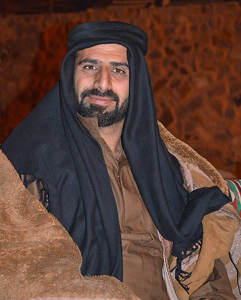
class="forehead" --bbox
[75,43,128,63]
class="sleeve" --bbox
[20,174,50,210]
[189,259,236,300]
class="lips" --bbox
[80,88,119,106]
[87,95,115,106]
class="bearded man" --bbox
[1,21,240,300]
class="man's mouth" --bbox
[87,95,114,106]
[79,88,119,107]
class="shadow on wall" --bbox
[0,22,80,144]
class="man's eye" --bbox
[83,65,97,70]
[113,68,125,74]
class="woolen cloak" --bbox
[1,21,230,282]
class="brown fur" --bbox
[0,150,140,300]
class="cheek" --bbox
[113,78,129,93]
[119,82,129,98]
[74,74,80,91]
[74,76,91,93]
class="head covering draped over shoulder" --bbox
[1,21,229,288]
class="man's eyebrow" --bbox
[77,58,129,69]
[110,62,129,69]
[77,58,99,65]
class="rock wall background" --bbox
[1,2,241,177]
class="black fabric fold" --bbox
[1,21,230,283]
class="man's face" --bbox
[74,44,129,127]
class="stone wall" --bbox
[1,1,241,177]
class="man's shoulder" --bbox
[1,83,67,176]
[157,120,228,195]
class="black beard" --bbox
[75,88,129,127]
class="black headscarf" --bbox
[1,21,229,288]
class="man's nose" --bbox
[94,67,111,91]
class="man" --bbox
[1,21,240,299]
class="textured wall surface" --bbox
[1,2,241,176]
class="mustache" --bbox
[80,88,119,103]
